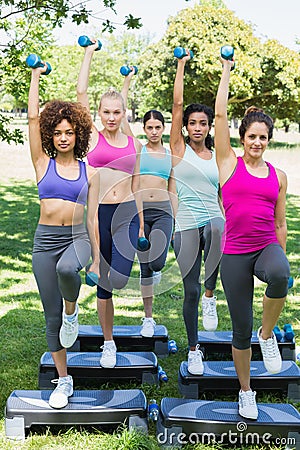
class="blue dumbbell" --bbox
[283,323,295,341]
[26,54,52,75]
[174,47,194,59]
[273,325,283,342]
[85,264,99,287]
[137,237,150,251]
[221,45,235,70]
[288,276,294,289]
[168,339,178,354]
[78,35,102,51]
[120,65,138,76]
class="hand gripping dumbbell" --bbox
[120,65,138,76]
[85,263,99,287]
[173,47,194,59]
[137,237,150,251]
[78,35,102,51]
[220,45,235,70]
[26,54,52,75]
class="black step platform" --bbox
[157,397,300,448]
[5,389,148,441]
[38,351,158,388]
[70,324,169,358]
[198,330,296,361]
[178,360,300,400]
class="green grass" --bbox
[0,180,299,449]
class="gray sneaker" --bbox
[239,390,258,420]
[49,375,73,409]
[59,304,79,348]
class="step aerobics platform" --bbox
[69,324,169,358]
[197,330,296,361]
[156,397,300,448]
[39,351,158,388]
[5,389,148,441]
[178,360,300,400]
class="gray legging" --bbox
[173,217,224,347]
[138,200,173,286]
[221,243,290,350]
[32,224,91,352]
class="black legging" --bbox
[173,217,224,347]
[138,200,173,286]
[221,243,290,350]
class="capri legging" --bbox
[221,243,290,350]
[173,217,224,347]
[139,200,173,286]
[32,224,91,352]
[97,200,139,299]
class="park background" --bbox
[0,1,299,449]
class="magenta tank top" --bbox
[37,158,88,205]
[87,132,136,174]
[221,157,279,254]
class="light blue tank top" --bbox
[139,145,172,180]
[173,144,223,231]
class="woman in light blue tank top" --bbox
[122,71,177,338]
[170,49,224,376]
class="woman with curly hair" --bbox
[170,50,224,376]
[29,63,100,409]
[77,42,143,369]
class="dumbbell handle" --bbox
[174,47,194,59]
[26,54,52,75]
[120,65,138,76]
[78,35,102,51]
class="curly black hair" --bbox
[183,103,214,150]
[39,100,92,159]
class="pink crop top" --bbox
[87,132,136,174]
[221,157,279,254]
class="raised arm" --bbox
[27,65,49,175]
[77,42,99,113]
[86,166,101,278]
[214,58,236,184]
[170,54,191,158]
[120,68,135,137]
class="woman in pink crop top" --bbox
[214,55,290,420]
[28,63,100,409]
[77,41,144,369]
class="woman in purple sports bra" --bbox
[28,63,100,409]
[214,55,290,420]
[77,41,144,369]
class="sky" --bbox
[54,0,300,52]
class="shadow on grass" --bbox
[0,181,39,273]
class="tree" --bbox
[135,0,300,123]
[0,1,143,144]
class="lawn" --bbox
[0,174,299,448]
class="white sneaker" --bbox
[100,341,117,368]
[187,344,204,375]
[202,295,218,331]
[238,390,258,420]
[140,317,156,337]
[49,375,73,409]
[257,326,282,373]
[59,304,79,348]
[153,271,162,285]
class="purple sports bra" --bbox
[37,158,88,205]
[87,132,136,174]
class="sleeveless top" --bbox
[221,156,279,254]
[37,158,88,206]
[173,144,223,231]
[87,132,136,174]
[139,145,172,180]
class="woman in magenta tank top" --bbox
[77,40,144,369]
[214,55,290,420]
[28,63,100,409]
